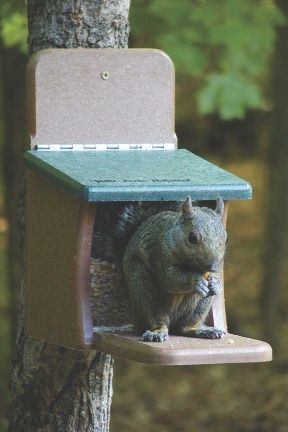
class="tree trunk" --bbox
[0,46,27,347]
[9,1,130,431]
[262,0,288,349]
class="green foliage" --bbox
[130,0,285,119]
[1,11,27,53]
[0,0,285,118]
[0,1,27,53]
[198,73,262,120]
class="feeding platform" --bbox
[24,48,272,365]
[93,332,271,365]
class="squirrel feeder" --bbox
[25,49,272,365]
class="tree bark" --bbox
[0,46,27,346]
[262,0,288,349]
[9,1,130,431]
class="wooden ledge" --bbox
[92,332,272,366]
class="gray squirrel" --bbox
[92,197,227,342]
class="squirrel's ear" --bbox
[181,196,193,217]
[215,197,224,218]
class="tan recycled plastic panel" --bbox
[93,332,272,365]
[26,48,177,148]
[25,170,96,349]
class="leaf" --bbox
[197,73,262,119]
[1,10,27,53]
[130,0,285,119]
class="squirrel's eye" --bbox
[188,232,198,244]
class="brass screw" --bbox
[101,71,110,80]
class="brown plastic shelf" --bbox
[92,332,272,366]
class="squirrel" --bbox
[92,197,227,342]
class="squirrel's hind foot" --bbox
[142,330,169,342]
[179,326,225,340]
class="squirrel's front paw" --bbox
[207,273,222,296]
[193,275,210,298]
[142,330,169,342]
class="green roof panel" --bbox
[24,149,252,202]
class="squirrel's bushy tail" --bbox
[92,201,179,262]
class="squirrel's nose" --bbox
[207,260,220,272]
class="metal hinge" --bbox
[35,143,176,151]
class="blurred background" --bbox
[1,1,288,431]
